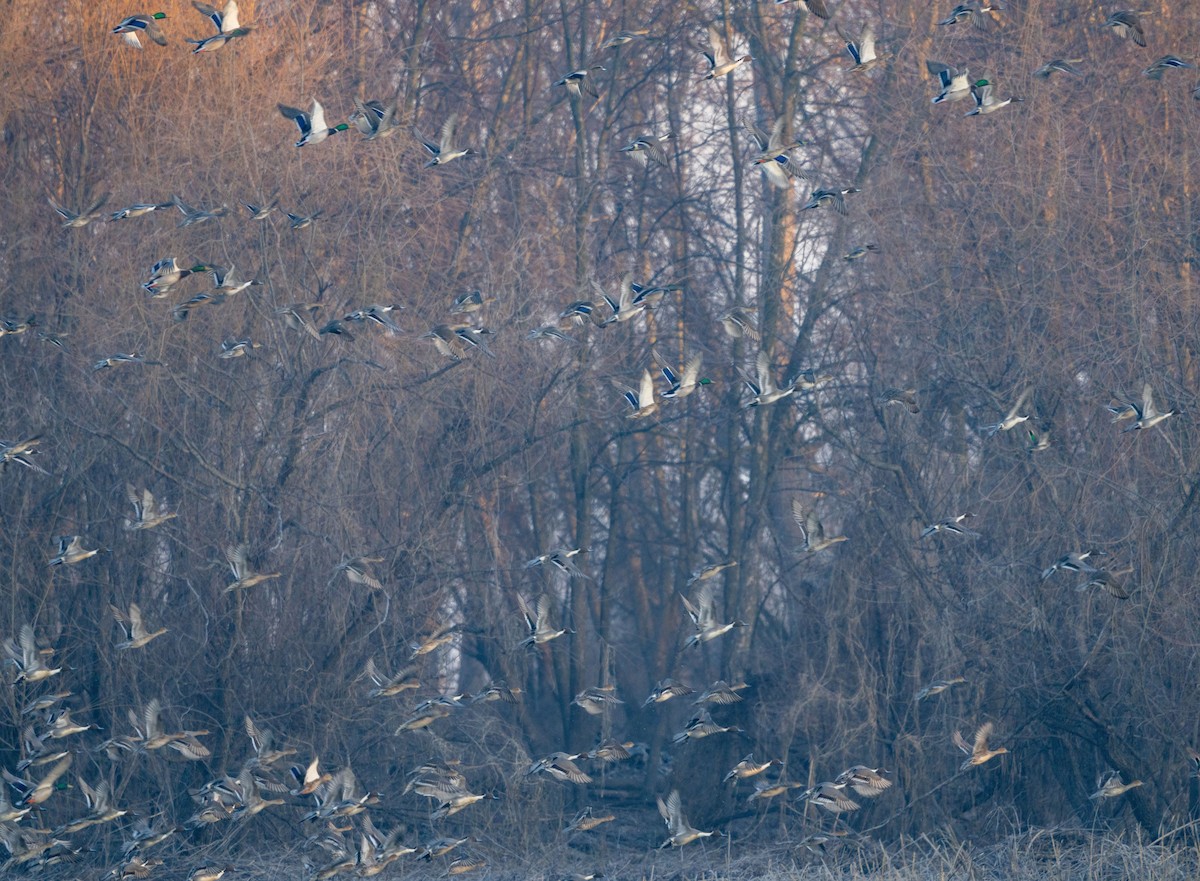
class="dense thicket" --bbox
[2,0,1199,875]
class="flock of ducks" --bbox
[6,1,1195,878]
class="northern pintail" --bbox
[125,484,176,530]
[526,752,592,784]
[1041,550,1105,581]
[792,498,848,552]
[801,187,859,214]
[94,353,159,370]
[333,555,384,590]
[724,754,777,782]
[1104,10,1147,47]
[1121,382,1176,432]
[1033,58,1083,78]
[982,386,1031,435]
[920,513,979,539]
[48,535,98,565]
[600,29,649,51]
[915,676,966,701]
[223,543,281,592]
[219,339,261,359]
[517,594,568,647]
[415,114,474,166]
[350,98,401,140]
[845,243,879,260]
[938,3,1001,30]
[702,24,751,80]
[1075,566,1133,599]
[953,722,1008,770]
[4,624,62,683]
[110,201,173,220]
[620,134,672,166]
[362,658,420,697]
[694,679,750,705]
[172,194,227,226]
[556,66,605,99]
[644,678,693,706]
[565,806,616,832]
[681,581,746,647]
[878,387,919,413]
[1144,55,1194,79]
[834,766,892,798]
[110,603,168,650]
[798,781,860,814]
[673,709,742,742]
[275,303,322,339]
[48,192,109,228]
[688,560,737,584]
[774,0,829,19]
[1090,770,1143,799]
[573,685,624,715]
[657,790,715,847]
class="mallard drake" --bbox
[920,513,979,539]
[792,498,848,553]
[681,581,747,647]
[1121,382,1176,432]
[173,194,227,226]
[278,100,348,147]
[619,368,659,419]
[1033,58,1083,78]
[798,781,860,814]
[928,60,971,103]
[556,66,605,99]
[350,98,401,140]
[657,790,715,847]
[1090,770,1143,799]
[1027,425,1051,452]
[745,349,795,406]
[219,338,261,359]
[13,754,72,806]
[801,187,859,214]
[702,23,751,80]
[773,0,829,19]
[186,1,253,52]
[744,116,807,188]
[223,543,281,592]
[595,273,642,325]
[565,806,616,832]
[915,676,966,701]
[186,24,253,52]
[1104,10,1147,47]
[113,13,168,48]
[673,709,742,742]
[110,201,173,220]
[724,754,777,782]
[659,352,709,399]
[415,114,474,166]
[48,192,109,228]
[620,133,672,166]
[694,679,750,705]
[517,594,568,647]
[938,3,1001,30]
[599,29,649,51]
[982,386,1031,435]
[1041,550,1104,581]
[838,21,879,71]
[1075,566,1133,599]
[48,535,98,565]
[965,78,1022,116]
[718,306,759,340]
[143,257,209,294]
[526,752,592,784]
[834,766,892,798]
[110,603,168,650]
[953,721,1008,770]
[572,685,623,715]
